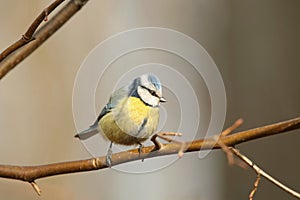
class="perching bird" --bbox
[75,73,166,166]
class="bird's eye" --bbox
[141,86,158,97]
[149,90,156,96]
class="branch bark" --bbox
[0,117,299,185]
[0,0,89,80]
[0,0,65,62]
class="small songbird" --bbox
[75,73,166,166]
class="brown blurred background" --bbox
[0,0,299,199]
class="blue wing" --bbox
[94,86,129,124]
[75,86,129,140]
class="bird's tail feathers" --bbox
[74,124,99,140]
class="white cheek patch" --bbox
[137,86,160,107]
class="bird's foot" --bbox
[137,142,144,162]
[106,154,112,167]
[106,142,113,167]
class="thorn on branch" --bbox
[30,181,41,196]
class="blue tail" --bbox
[74,124,98,140]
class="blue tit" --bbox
[75,73,166,166]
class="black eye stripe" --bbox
[141,86,158,97]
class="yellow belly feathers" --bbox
[99,97,159,145]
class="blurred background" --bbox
[0,0,299,199]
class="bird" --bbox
[74,73,166,166]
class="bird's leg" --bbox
[106,142,113,167]
[137,142,144,161]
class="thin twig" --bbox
[216,137,235,166]
[249,174,261,200]
[218,119,299,199]
[230,147,300,199]
[221,118,243,137]
[151,132,185,157]
[0,0,65,62]
[156,132,183,142]
[0,0,89,79]
[216,118,246,166]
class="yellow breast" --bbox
[127,97,152,124]
[99,97,159,145]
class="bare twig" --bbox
[249,174,261,200]
[0,117,299,195]
[0,0,65,62]
[230,147,300,199]
[216,138,236,166]
[216,118,246,166]
[151,132,185,157]
[221,118,243,137]
[0,0,89,79]
[218,119,300,199]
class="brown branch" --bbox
[214,118,245,166]
[216,119,300,199]
[230,147,300,199]
[0,0,89,80]
[0,117,299,194]
[0,0,65,63]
